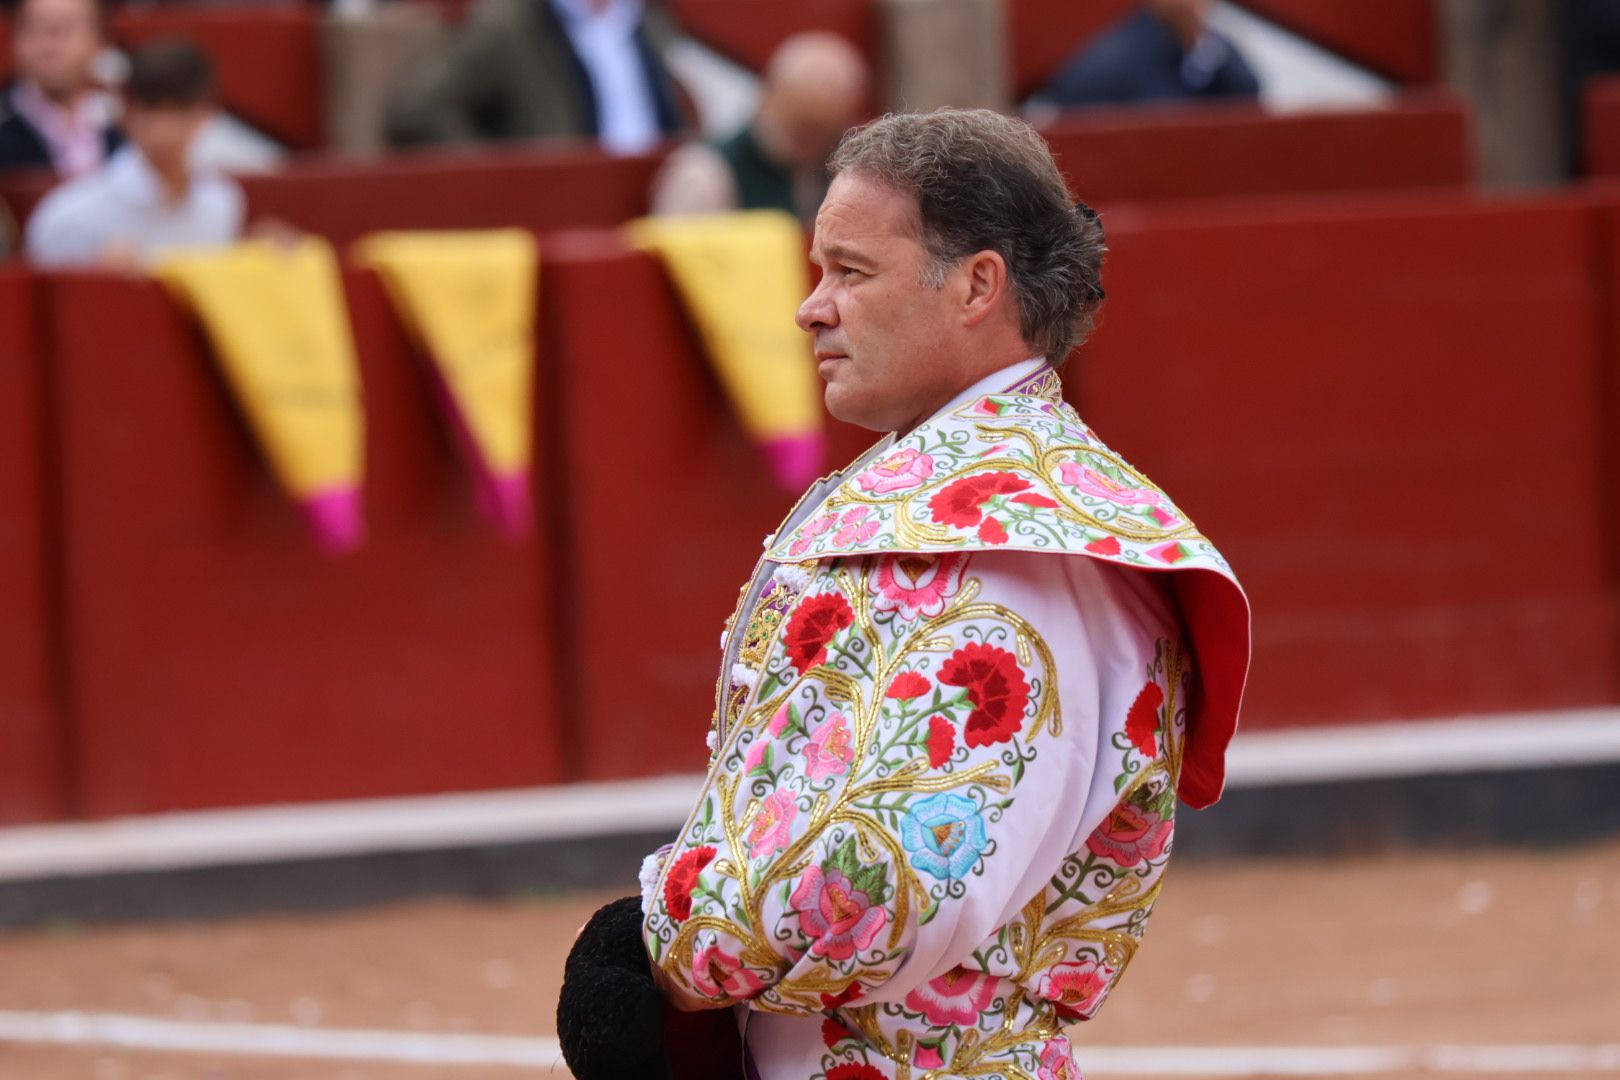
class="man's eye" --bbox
[843,267,866,279]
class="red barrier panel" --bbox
[1045,94,1471,205]
[1071,195,1620,728]
[540,234,875,780]
[1584,77,1620,178]
[240,145,666,249]
[0,268,66,823]
[668,0,877,74]
[46,269,562,816]
[0,8,322,150]
[1238,0,1438,84]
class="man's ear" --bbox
[960,249,1009,329]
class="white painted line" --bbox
[1,1011,1618,1075]
[1080,1042,1620,1074]
[0,773,704,882]
[0,1011,563,1068]
[1224,707,1620,787]
[0,709,1616,882]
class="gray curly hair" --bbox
[827,108,1106,361]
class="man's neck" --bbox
[893,356,1048,439]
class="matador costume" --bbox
[574,357,1251,1079]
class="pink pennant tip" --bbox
[761,432,827,491]
[301,487,367,555]
[478,469,533,541]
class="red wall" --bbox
[1046,94,1471,205]
[7,185,1620,819]
[44,269,563,817]
[0,267,66,823]
[1076,195,1620,728]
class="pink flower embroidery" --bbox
[803,712,854,781]
[788,511,840,556]
[1086,803,1173,867]
[904,968,1000,1027]
[768,702,794,735]
[1060,462,1182,524]
[748,790,798,858]
[691,943,767,1000]
[855,448,935,494]
[789,866,888,961]
[914,1043,946,1068]
[743,736,769,774]
[1038,960,1113,1020]
[871,553,967,621]
[832,507,880,547]
[1037,1037,1079,1079]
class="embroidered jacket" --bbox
[642,361,1251,1079]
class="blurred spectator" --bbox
[1035,0,1260,110]
[26,37,243,269]
[0,0,121,177]
[650,32,866,222]
[385,0,685,154]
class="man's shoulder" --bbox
[764,387,1235,582]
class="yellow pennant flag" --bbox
[354,229,537,539]
[627,210,824,490]
[154,238,366,554]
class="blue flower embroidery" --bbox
[900,793,988,880]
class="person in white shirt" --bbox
[26,36,244,270]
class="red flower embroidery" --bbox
[939,643,1030,748]
[928,472,1031,528]
[820,984,865,1009]
[1012,492,1059,509]
[886,671,931,701]
[926,716,956,767]
[1125,682,1164,758]
[1085,535,1122,556]
[663,845,716,922]
[1087,803,1173,867]
[828,1066,886,1080]
[821,1016,858,1048]
[977,517,1010,545]
[784,593,855,673]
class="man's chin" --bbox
[823,385,891,433]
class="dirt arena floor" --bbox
[1,839,1617,1079]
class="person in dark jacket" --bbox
[1037,0,1261,110]
[0,0,121,176]
[385,0,685,154]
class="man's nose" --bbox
[796,276,837,333]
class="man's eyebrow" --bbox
[815,241,871,266]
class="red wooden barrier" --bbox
[668,0,878,74]
[240,145,667,249]
[1046,94,1471,206]
[1584,77,1620,178]
[0,8,323,150]
[0,267,66,823]
[45,269,563,816]
[1239,0,1438,84]
[540,233,875,780]
[1072,194,1620,728]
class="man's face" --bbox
[13,0,102,102]
[798,172,962,432]
[123,102,209,174]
